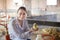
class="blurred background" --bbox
[0,0,60,40]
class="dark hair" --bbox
[17,6,27,12]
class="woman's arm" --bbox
[7,20,17,39]
[11,20,32,39]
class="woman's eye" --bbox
[20,13,26,15]
[23,13,25,15]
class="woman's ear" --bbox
[26,14,28,17]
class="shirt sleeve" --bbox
[7,20,17,39]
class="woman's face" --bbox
[17,9,27,20]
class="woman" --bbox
[8,7,37,40]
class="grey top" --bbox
[8,18,31,40]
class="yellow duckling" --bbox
[32,23,38,31]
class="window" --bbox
[47,0,57,5]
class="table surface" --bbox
[27,14,60,22]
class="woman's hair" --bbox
[17,6,27,12]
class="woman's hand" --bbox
[29,28,38,33]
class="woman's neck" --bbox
[17,18,23,27]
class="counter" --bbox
[27,14,60,27]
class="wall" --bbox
[24,0,60,13]
[0,0,6,10]
[0,0,60,16]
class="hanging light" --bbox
[13,0,23,6]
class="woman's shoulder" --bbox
[8,17,16,24]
